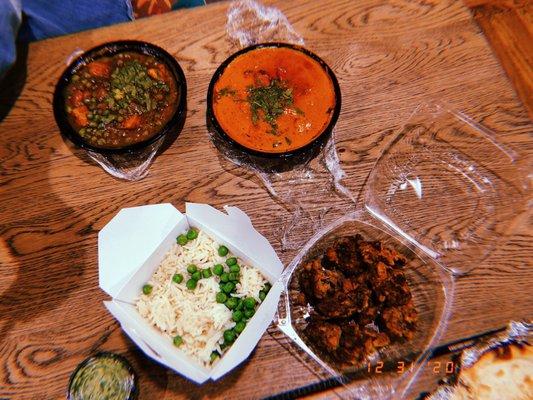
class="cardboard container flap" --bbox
[223,205,253,225]
[104,301,163,361]
[99,204,184,298]
[115,217,189,303]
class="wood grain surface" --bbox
[464,0,533,119]
[0,1,531,399]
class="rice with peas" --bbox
[136,229,268,367]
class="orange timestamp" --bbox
[367,361,458,375]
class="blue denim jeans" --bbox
[0,0,205,78]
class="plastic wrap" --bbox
[85,137,165,180]
[209,0,355,251]
[227,0,304,48]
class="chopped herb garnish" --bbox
[107,60,166,113]
[247,78,303,135]
[217,86,237,98]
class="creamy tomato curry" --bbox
[212,46,336,154]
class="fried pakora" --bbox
[299,234,418,367]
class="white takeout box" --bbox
[98,203,284,383]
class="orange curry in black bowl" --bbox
[206,42,341,172]
[54,41,186,154]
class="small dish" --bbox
[53,40,187,155]
[67,352,138,400]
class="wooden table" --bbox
[0,0,531,398]
[464,0,533,119]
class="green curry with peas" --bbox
[64,52,178,149]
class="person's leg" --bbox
[0,0,22,79]
[19,0,134,41]
[1,0,207,78]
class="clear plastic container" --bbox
[275,102,528,398]
[364,103,527,275]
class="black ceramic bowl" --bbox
[67,352,138,400]
[206,43,341,172]
[53,40,187,155]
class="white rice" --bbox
[136,230,268,367]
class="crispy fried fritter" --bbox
[300,258,343,301]
[336,321,366,364]
[299,234,418,367]
[304,320,342,352]
[379,301,418,341]
[322,235,365,276]
[301,253,374,318]
[314,284,372,318]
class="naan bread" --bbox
[459,343,532,400]
[426,343,532,400]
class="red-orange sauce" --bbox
[212,47,336,153]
